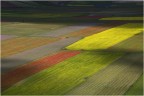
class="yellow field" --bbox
[1,37,59,57]
[66,23,143,50]
[100,17,143,20]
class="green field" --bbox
[1,22,67,36]
[66,23,143,50]
[100,17,143,20]
[2,51,123,95]
[125,75,143,95]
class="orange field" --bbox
[2,37,59,57]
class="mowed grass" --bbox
[66,23,143,50]
[100,17,143,20]
[2,51,123,95]
[1,22,66,36]
[1,37,59,57]
[125,75,143,95]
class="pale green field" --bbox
[1,22,66,36]
[66,23,143,50]
[125,75,143,95]
[2,52,123,95]
[100,17,143,20]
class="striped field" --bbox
[1,11,143,95]
[2,51,80,90]
[63,23,123,37]
[1,22,67,36]
[2,37,59,57]
[2,52,123,95]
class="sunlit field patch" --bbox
[100,17,143,20]
[66,23,143,50]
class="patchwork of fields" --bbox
[1,10,143,95]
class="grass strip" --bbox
[100,17,143,20]
[2,51,123,95]
[1,22,66,36]
[66,23,143,50]
[125,75,143,95]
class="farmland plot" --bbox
[66,23,143,50]
[2,51,80,90]
[100,17,143,20]
[1,22,66,36]
[1,35,17,40]
[2,13,85,18]
[109,32,143,52]
[1,37,59,57]
[125,75,143,95]
[66,32,143,95]
[2,51,123,95]
[1,37,81,73]
[67,53,142,95]
[34,23,97,37]
[64,23,123,37]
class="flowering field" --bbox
[1,14,143,95]
[66,23,143,50]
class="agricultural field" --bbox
[2,12,86,18]
[1,22,67,36]
[1,1,143,95]
[66,23,143,50]
[2,37,59,57]
[100,17,143,20]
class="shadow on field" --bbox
[1,16,143,25]
[1,58,29,74]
